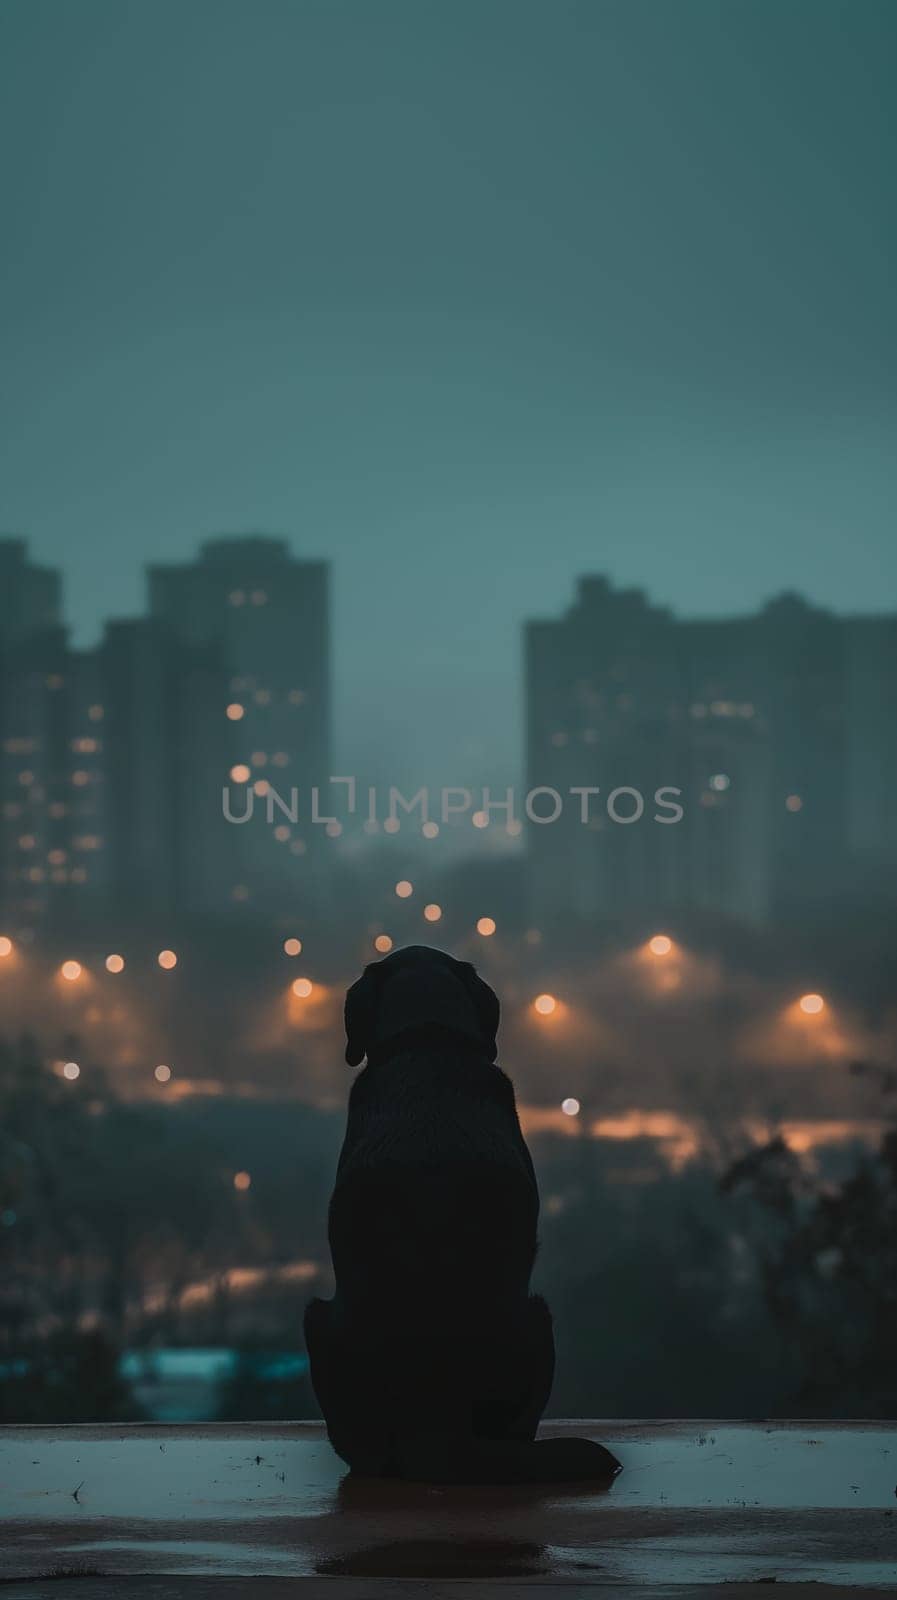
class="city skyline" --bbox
[2,0,895,783]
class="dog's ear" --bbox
[344,966,379,1066]
[457,962,500,1062]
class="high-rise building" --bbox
[0,541,109,927]
[146,536,331,915]
[525,577,889,931]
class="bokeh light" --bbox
[423,903,442,922]
[62,1061,80,1080]
[799,992,825,1015]
[283,937,302,956]
[421,821,439,839]
[233,1170,251,1191]
[533,993,557,1016]
[648,935,672,957]
[395,880,413,898]
[105,954,125,973]
[61,960,82,982]
[230,764,251,783]
[226,703,245,721]
[476,916,496,937]
[154,1064,172,1083]
[157,949,178,970]
[374,934,393,953]
[0,936,13,958]
[291,977,313,998]
[561,1097,581,1116]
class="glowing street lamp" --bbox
[799,992,825,1015]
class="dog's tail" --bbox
[394,1433,621,1486]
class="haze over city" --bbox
[2,0,895,786]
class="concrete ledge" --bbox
[1,1420,895,1595]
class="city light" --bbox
[226,703,245,721]
[157,949,178,970]
[283,937,302,956]
[476,916,496,937]
[61,960,82,981]
[154,1064,172,1083]
[233,1170,251,1191]
[291,977,313,998]
[648,935,673,957]
[799,993,825,1015]
[533,993,557,1016]
[105,954,125,973]
[374,934,393,953]
[62,1061,80,1080]
[423,903,442,922]
[230,764,251,783]
[395,880,413,898]
[561,1097,581,1116]
[0,936,12,958]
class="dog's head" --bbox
[344,944,500,1067]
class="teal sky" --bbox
[1,0,894,785]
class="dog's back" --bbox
[329,1041,538,1335]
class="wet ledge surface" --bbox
[1,1419,895,1595]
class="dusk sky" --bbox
[1,0,894,785]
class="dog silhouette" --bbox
[304,944,621,1484]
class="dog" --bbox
[304,944,621,1484]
